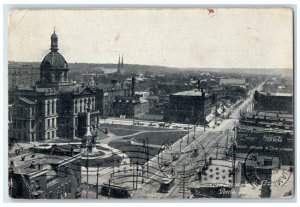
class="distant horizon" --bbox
[8,60,293,71]
[9,9,293,69]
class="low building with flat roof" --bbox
[9,151,82,199]
[165,89,213,125]
[254,91,293,113]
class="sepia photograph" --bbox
[6,7,294,200]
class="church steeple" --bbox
[50,30,59,52]
[118,54,121,71]
[121,54,124,68]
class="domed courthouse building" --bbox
[9,31,101,142]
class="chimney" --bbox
[111,79,117,88]
[202,89,205,97]
[197,80,201,91]
[38,163,43,170]
[70,147,74,157]
[131,77,135,97]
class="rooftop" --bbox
[172,90,211,97]
[220,78,246,85]
[259,92,293,97]
[19,97,35,105]
[10,152,80,175]
[190,160,234,188]
[237,124,293,134]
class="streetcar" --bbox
[158,176,175,193]
[100,183,132,198]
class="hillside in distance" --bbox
[8,61,292,76]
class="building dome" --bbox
[40,31,68,70]
[40,51,68,69]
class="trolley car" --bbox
[100,183,132,198]
[159,176,175,193]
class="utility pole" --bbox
[216,143,219,159]
[86,150,89,199]
[96,164,99,199]
[226,129,229,149]
[108,178,111,199]
[112,158,115,177]
[193,124,196,140]
[232,141,237,188]
[136,161,139,189]
[187,122,190,145]
[180,139,182,153]
[182,163,186,199]
[132,160,135,189]
[146,137,149,178]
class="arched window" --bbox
[80,100,82,113]
[51,100,54,114]
[74,100,78,113]
[47,101,50,115]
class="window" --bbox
[264,159,273,166]
[56,101,58,114]
[32,108,35,116]
[69,182,71,193]
[47,101,50,115]
[52,101,54,114]
[47,119,50,129]
[74,100,78,113]
[52,118,55,128]
[47,132,50,139]
[31,133,35,141]
[31,120,35,129]
[52,131,54,138]
[49,191,53,199]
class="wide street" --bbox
[101,82,266,199]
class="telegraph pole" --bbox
[132,159,135,189]
[96,164,99,199]
[112,158,115,177]
[187,122,190,145]
[86,150,89,199]
[232,141,237,188]
[226,129,229,149]
[193,124,196,140]
[180,139,182,153]
[136,161,139,189]
[146,137,149,178]
[182,163,186,199]
[108,178,111,199]
[216,143,219,159]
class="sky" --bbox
[8,8,293,69]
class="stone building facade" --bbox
[9,31,100,142]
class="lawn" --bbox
[126,131,187,146]
[101,125,140,136]
[108,131,187,165]
[101,123,175,132]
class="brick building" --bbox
[253,91,293,113]
[8,63,40,89]
[165,88,213,125]
[9,151,82,199]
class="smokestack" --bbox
[197,80,201,91]
[202,88,205,97]
[131,77,135,97]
